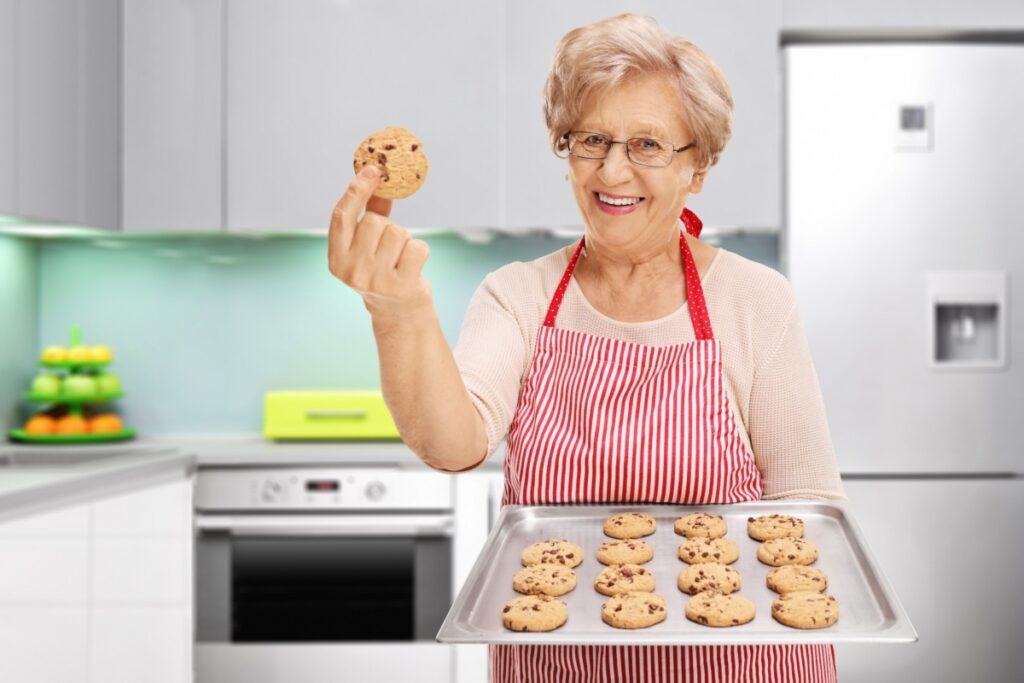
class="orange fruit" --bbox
[25,415,57,435]
[55,415,88,434]
[88,414,123,434]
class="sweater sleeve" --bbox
[747,299,846,501]
[452,271,531,459]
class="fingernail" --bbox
[360,165,378,179]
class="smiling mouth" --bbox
[594,192,646,207]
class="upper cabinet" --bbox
[224,0,501,232]
[503,0,781,233]
[122,0,223,231]
[1,0,120,229]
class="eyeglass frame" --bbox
[555,130,696,167]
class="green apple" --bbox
[31,373,62,398]
[63,374,97,398]
[95,372,122,395]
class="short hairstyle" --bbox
[543,13,733,172]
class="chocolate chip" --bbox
[368,146,375,153]
[565,553,574,559]
[377,153,387,164]
[411,144,418,151]
[384,144,395,150]
[615,605,622,612]
[532,604,540,611]
[732,619,739,624]
[787,554,796,560]
[698,616,708,625]
[503,606,510,613]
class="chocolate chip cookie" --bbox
[747,514,805,541]
[501,594,568,632]
[771,591,839,629]
[678,537,739,565]
[520,539,584,568]
[352,126,428,200]
[684,591,756,627]
[603,512,656,539]
[512,564,577,597]
[766,565,828,594]
[677,562,742,595]
[757,537,818,567]
[601,591,667,629]
[593,563,656,597]
[596,539,654,566]
[674,512,727,539]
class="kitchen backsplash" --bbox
[6,231,777,432]
[0,234,39,430]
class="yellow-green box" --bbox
[263,390,401,440]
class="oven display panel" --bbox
[305,479,340,493]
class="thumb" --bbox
[366,194,392,218]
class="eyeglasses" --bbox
[555,131,695,168]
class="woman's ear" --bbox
[688,169,706,195]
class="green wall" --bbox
[0,234,38,428]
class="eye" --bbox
[584,134,608,145]
[636,138,663,150]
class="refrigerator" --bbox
[784,42,1024,681]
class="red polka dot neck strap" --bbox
[542,212,715,341]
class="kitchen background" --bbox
[2,0,1024,682]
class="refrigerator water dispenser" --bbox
[927,271,1008,369]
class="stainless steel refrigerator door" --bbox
[784,43,1024,474]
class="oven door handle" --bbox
[195,513,454,537]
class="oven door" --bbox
[194,513,454,683]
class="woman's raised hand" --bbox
[328,165,432,319]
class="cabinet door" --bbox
[226,0,501,232]
[838,479,1024,682]
[122,0,223,231]
[505,0,779,232]
[17,0,119,229]
[0,0,14,215]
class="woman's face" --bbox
[568,74,703,253]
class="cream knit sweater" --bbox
[453,245,845,500]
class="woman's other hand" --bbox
[328,165,432,321]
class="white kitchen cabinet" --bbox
[122,0,224,231]
[0,0,15,215]
[225,0,501,232]
[836,478,1024,682]
[90,476,194,681]
[504,0,781,232]
[0,474,194,683]
[16,0,120,229]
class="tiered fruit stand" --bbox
[7,326,135,444]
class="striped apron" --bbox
[491,218,837,682]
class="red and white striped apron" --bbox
[491,214,837,682]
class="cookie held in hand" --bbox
[352,126,428,199]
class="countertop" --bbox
[0,433,502,522]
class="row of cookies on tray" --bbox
[501,511,839,632]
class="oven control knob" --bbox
[261,480,283,503]
[364,481,387,501]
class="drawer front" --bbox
[264,392,400,439]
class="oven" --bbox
[194,466,454,683]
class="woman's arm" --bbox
[747,299,846,500]
[328,166,487,471]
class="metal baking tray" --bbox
[438,502,916,645]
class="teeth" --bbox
[598,193,641,206]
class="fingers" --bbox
[366,194,392,219]
[397,238,430,281]
[375,223,411,271]
[332,165,382,251]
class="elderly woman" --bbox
[329,12,843,683]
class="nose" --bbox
[596,142,634,187]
